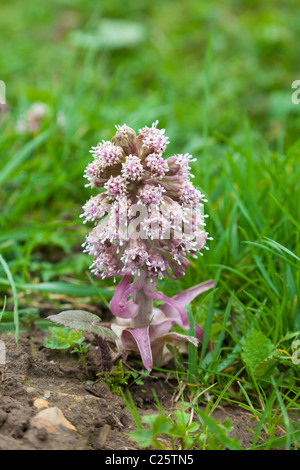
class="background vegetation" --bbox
[0,0,299,449]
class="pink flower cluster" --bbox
[82,122,213,370]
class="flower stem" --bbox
[132,271,154,328]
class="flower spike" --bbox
[82,122,214,370]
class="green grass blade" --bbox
[249,430,300,450]
[214,295,233,360]
[120,389,142,429]
[269,193,300,231]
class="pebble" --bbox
[30,406,77,434]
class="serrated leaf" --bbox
[130,429,153,448]
[253,357,276,377]
[241,329,276,377]
[47,310,117,340]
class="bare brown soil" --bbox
[0,329,272,450]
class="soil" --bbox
[0,329,277,450]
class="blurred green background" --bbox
[0,0,299,337]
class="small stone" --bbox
[96,424,111,449]
[30,406,76,434]
[33,398,49,411]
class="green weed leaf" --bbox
[241,329,276,377]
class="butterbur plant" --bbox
[80,121,215,371]
[50,122,214,372]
